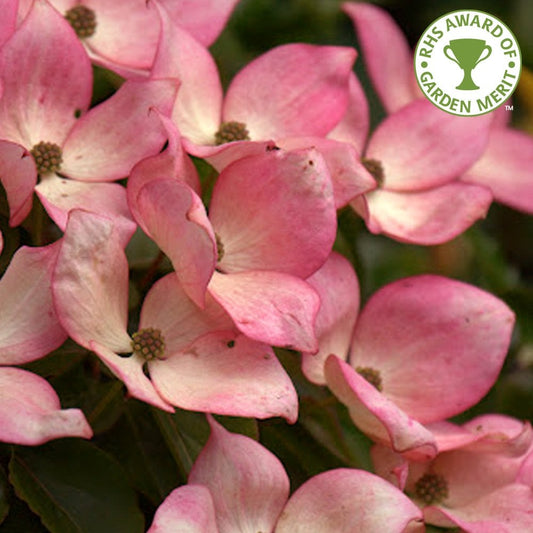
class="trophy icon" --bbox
[443,39,492,90]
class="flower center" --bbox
[65,5,97,38]
[362,157,384,186]
[131,328,166,361]
[356,366,383,391]
[215,121,250,145]
[414,472,449,505]
[215,233,225,263]
[30,141,63,175]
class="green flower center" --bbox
[65,5,97,38]
[362,157,384,186]
[356,366,383,391]
[30,141,63,175]
[215,121,250,145]
[131,328,166,361]
[414,472,449,505]
[215,233,225,263]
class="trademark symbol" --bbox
[505,104,514,111]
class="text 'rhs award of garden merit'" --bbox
[414,9,521,116]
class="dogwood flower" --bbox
[342,1,533,215]
[0,0,177,244]
[325,275,515,460]
[330,92,494,244]
[53,209,298,421]
[17,0,240,78]
[132,147,337,352]
[147,417,425,533]
[372,415,533,532]
[149,7,375,206]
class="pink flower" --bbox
[17,0,240,78]
[331,93,494,244]
[147,417,425,533]
[342,1,533,215]
[372,415,533,532]
[324,275,515,460]
[0,243,92,444]
[132,147,337,352]
[53,210,298,421]
[0,0,178,244]
[150,7,375,206]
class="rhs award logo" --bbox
[414,9,521,116]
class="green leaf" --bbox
[97,401,182,506]
[9,439,144,533]
[0,464,9,525]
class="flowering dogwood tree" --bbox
[0,0,531,531]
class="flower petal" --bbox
[152,5,223,144]
[0,140,36,226]
[328,72,370,153]
[366,100,492,191]
[128,111,201,229]
[357,182,492,245]
[189,417,289,533]
[462,128,533,214]
[35,174,136,247]
[0,367,92,445]
[82,0,160,72]
[423,484,533,533]
[210,148,336,278]
[149,331,298,422]
[325,355,438,461]
[275,468,424,533]
[140,274,232,354]
[0,0,92,147]
[62,79,177,181]
[209,270,320,353]
[161,0,240,47]
[0,243,67,365]
[147,485,218,533]
[91,341,173,413]
[301,252,359,385]
[342,2,419,113]
[183,138,277,172]
[276,137,376,208]
[53,210,132,353]
[349,275,515,423]
[136,179,216,308]
[0,0,17,46]
[224,44,356,139]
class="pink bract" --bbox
[0,367,92,445]
[0,242,67,365]
[17,0,240,77]
[53,210,298,421]
[301,252,360,385]
[325,275,515,460]
[148,417,425,533]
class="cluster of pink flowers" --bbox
[1,1,532,531]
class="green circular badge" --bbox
[414,10,522,116]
